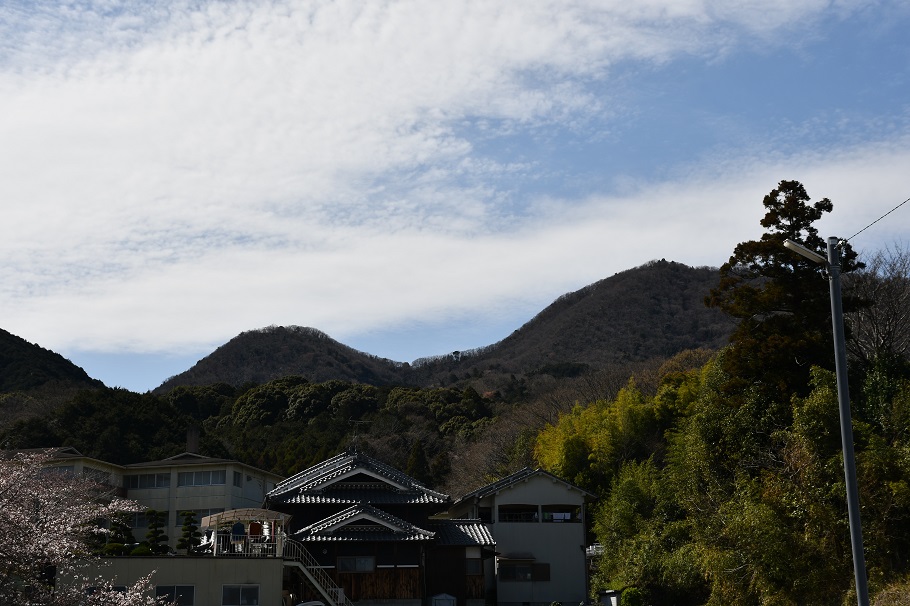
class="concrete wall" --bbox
[77,556,285,606]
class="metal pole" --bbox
[827,236,869,606]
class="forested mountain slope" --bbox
[0,328,104,430]
[155,326,408,393]
[412,260,732,382]
[155,260,734,392]
[0,328,101,392]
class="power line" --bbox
[846,195,910,242]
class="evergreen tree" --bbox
[176,511,202,555]
[101,513,137,556]
[144,509,169,555]
[406,439,430,485]
[706,179,862,399]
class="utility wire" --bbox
[846,195,910,242]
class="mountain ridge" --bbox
[153,260,734,392]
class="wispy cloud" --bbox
[1,0,908,376]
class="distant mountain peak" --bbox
[153,262,733,392]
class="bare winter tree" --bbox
[847,244,910,368]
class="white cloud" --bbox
[1,0,907,368]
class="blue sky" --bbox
[2,0,909,392]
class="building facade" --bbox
[446,468,596,606]
[265,448,495,606]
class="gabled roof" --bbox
[430,519,495,546]
[452,467,597,508]
[124,452,234,468]
[121,452,283,479]
[267,449,450,506]
[293,503,435,542]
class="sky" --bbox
[2,0,909,393]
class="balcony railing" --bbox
[201,533,283,557]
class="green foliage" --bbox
[593,459,705,605]
[620,587,645,606]
[1,387,195,463]
[177,511,203,555]
[129,543,153,556]
[0,328,101,391]
[101,513,137,556]
[536,377,693,492]
[706,180,862,399]
[549,348,910,605]
[144,509,169,555]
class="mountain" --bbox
[0,328,102,393]
[154,326,408,393]
[155,260,734,392]
[462,259,732,370]
[0,328,104,429]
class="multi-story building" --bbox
[446,467,597,606]
[44,447,282,550]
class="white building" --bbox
[446,468,597,606]
[45,448,282,551]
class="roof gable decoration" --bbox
[295,504,435,541]
[318,468,410,493]
[269,450,449,503]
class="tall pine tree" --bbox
[706,180,862,399]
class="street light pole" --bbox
[826,236,869,606]
[784,236,869,606]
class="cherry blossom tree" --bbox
[0,450,166,605]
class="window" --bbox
[124,473,170,489]
[83,466,111,484]
[129,511,169,528]
[499,562,550,582]
[498,504,538,522]
[466,558,482,575]
[338,556,376,572]
[178,470,226,486]
[222,584,259,605]
[542,504,581,523]
[233,471,243,488]
[156,585,195,605]
[195,507,224,519]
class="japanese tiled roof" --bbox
[430,519,495,547]
[451,467,597,508]
[267,449,450,506]
[293,503,435,542]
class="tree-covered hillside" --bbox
[534,181,910,605]
[2,376,505,492]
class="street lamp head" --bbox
[784,239,829,266]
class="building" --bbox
[446,467,597,606]
[42,447,282,551]
[47,448,594,606]
[120,451,282,549]
[265,448,496,606]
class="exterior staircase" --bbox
[283,539,355,606]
